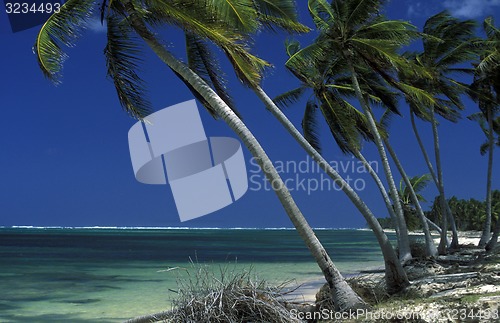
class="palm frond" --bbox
[477,17,500,74]
[285,41,327,80]
[186,33,238,118]
[396,82,437,108]
[378,108,393,131]
[206,0,259,33]
[105,14,151,119]
[35,0,96,83]
[307,0,334,31]
[147,0,271,87]
[400,174,431,204]
[273,87,307,109]
[223,46,271,87]
[254,0,310,33]
[302,100,322,153]
[345,0,384,28]
[285,39,301,57]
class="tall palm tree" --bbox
[277,45,400,230]
[35,0,367,311]
[379,108,437,257]
[295,0,419,262]
[384,140,437,256]
[399,11,478,254]
[467,17,500,249]
[272,41,410,291]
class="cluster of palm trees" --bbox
[35,0,498,312]
[425,191,500,233]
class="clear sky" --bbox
[0,0,499,228]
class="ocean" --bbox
[0,227,394,322]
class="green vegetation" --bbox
[377,190,500,232]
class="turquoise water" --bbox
[0,228,393,322]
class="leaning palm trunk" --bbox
[431,110,460,250]
[122,5,367,311]
[253,86,409,293]
[384,138,438,257]
[347,63,412,263]
[411,111,459,251]
[354,150,400,242]
[479,107,494,247]
[430,106,451,254]
[427,218,443,234]
[354,150,403,245]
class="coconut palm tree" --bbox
[378,108,438,257]
[292,0,419,262]
[272,41,410,291]
[399,11,478,254]
[398,174,431,230]
[467,17,500,249]
[35,0,367,311]
[384,140,437,256]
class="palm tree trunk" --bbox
[411,111,458,251]
[479,107,494,247]
[384,138,438,257]
[429,107,449,254]
[486,217,499,252]
[484,108,497,251]
[347,62,412,263]
[253,85,409,293]
[427,217,442,234]
[410,112,439,184]
[354,150,400,241]
[123,5,367,310]
[430,107,460,251]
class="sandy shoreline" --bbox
[289,231,484,303]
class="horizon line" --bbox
[0,225,366,231]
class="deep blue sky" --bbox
[0,0,499,228]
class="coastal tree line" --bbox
[377,189,500,232]
[34,0,499,314]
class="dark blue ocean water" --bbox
[0,228,394,322]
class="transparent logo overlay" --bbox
[128,100,248,222]
[128,100,379,221]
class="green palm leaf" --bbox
[105,14,151,119]
[273,87,307,109]
[302,100,322,153]
[307,0,334,31]
[206,0,259,33]
[186,33,239,118]
[35,0,96,83]
[254,0,310,33]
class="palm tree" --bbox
[294,0,419,262]
[399,12,478,253]
[468,17,500,249]
[272,41,410,291]
[277,45,400,230]
[35,0,368,311]
[398,174,431,229]
[378,108,438,257]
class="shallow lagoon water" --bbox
[0,228,393,322]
